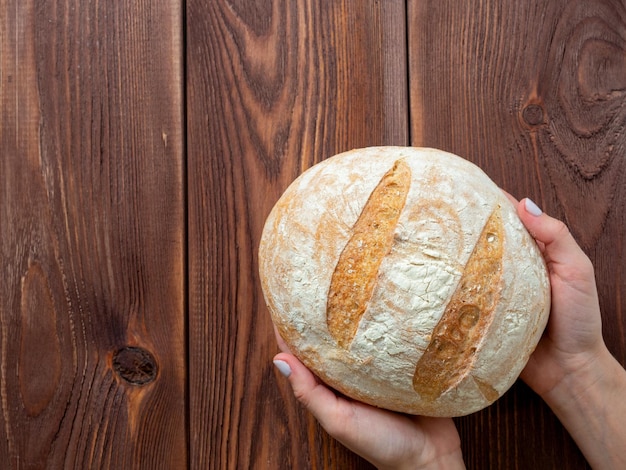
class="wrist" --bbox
[417,448,465,470]
[541,345,626,468]
[541,344,613,408]
[378,447,465,470]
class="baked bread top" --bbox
[259,146,550,417]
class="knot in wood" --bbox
[113,347,158,385]
[522,104,545,126]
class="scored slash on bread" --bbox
[326,159,412,349]
[412,207,503,402]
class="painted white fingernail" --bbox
[525,198,543,217]
[273,360,292,378]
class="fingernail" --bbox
[273,359,292,378]
[525,198,543,217]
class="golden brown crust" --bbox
[326,160,411,348]
[412,207,504,401]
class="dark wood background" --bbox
[2,0,624,468]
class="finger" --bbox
[273,352,343,428]
[516,198,591,272]
[273,325,292,354]
[500,189,519,206]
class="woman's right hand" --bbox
[514,198,605,397]
[515,197,626,469]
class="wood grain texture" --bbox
[409,0,625,468]
[185,1,407,468]
[3,0,624,468]
[0,0,186,468]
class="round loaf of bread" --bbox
[259,146,550,417]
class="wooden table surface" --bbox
[2,1,625,468]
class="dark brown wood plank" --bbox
[409,0,625,468]
[186,1,407,468]
[0,0,186,468]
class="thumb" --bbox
[272,353,342,428]
[516,198,593,278]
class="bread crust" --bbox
[327,159,411,348]
[259,147,550,417]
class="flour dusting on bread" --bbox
[259,147,550,417]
